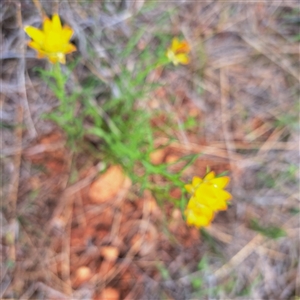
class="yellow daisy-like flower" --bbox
[184,171,232,228]
[24,14,76,64]
[166,37,190,65]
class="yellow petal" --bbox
[64,43,76,54]
[199,205,214,219]
[175,53,189,65]
[176,41,190,53]
[195,216,212,227]
[62,26,74,42]
[28,40,41,51]
[195,183,216,199]
[52,14,62,31]
[56,53,66,64]
[184,184,194,194]
[185,205,214,228]
[48,55,59,64]
[210,176,230,189]
[188,213,211,227]
[193,184,230,210]
[24,26,45,44]
[187,197,214,216]
[171,38,180,51]
[186,197,198,209]
[43,16,52,33]
[166,49,177,65]
[204,171,215,181]
[213,199,227,211]
[213,189,232,202]
[201,195,228,211]
[36,51,46,59]
[192,176,202,188]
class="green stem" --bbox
[54,62,65,92]
[53,63,67,111]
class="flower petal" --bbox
[194,184,231,211]
[192,176,202,188]
[36,51,46,59]
[213,189,232,202]
[52,14,62,31]
[199,205,214,220]
[24,26,45,44]
[64,43,77,54]
[62,26,74,42]
[213,199,228,211]
[175,53,189,65]
[171,38,180,51]
[195,183,216,199]
[28,40,41,51]
[210,176,230,189]
[57,53,66,64]
[43,16,52,33]
[177,41,190,53]
[204,171,215,181]
[188,212,211,227]
[48,55,59,64]
[184,184,194,194]
[185,204,214,228]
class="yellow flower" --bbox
[185,172,231,210]
[166,37,190,65]
[184,171,232,228]
[24,14,76,64]
[184,196,214,228]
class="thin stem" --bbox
[53,62,67,111]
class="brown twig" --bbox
[16,1,37,139]
[32,0,46,18]
[6,105,23,271]
[241,34,299,82]
[213,234,264,281]
[61,195,73,296]
[220,68,239,187]
[8,105,23,218]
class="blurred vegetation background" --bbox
[1,0,299,299]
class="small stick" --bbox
[213,234,264,280]
[8,105,23,217]
[241,34,299,82]
[61,195,73,296]
[257,127,286,155]
[16,2,37,139]
[32,0,46,18]
[220,68,239,187]
[52,0,59,15]
[6,104,23,270]
[205,225,233,244]
[214,214,299,282]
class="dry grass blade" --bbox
[241,34,299,82]
[213,234,265,281]
[220,68,239,187]
[16,2,37,139]
[8,105,23,218]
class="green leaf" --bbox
[192,277,203,290]
[250,219,286,239]
[197,255,209,271]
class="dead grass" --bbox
[1,0,299,299]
